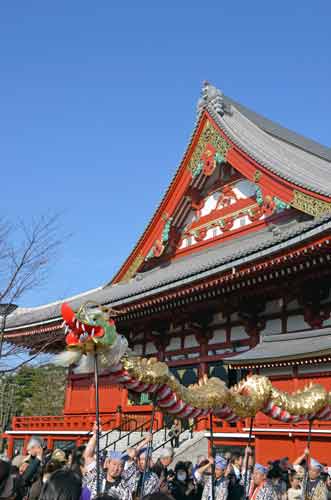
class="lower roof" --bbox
[6,212,331,331]
[225,328,331,367]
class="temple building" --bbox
[3,82,331,463]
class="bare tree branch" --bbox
[0,338,59,373]
[0,214,62,304]
[0,213,65,376]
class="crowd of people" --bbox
[0,425,330,500]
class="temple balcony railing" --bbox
[251,412,331,430]
[11,412,245,433]
[11,410,162,433]
[12,414,117,432]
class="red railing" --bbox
[11,411,249,434]
[12,414,117,431]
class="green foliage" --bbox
[0,364,66,429]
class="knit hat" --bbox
[215,455,227,470]
[310,459,322,470]
[107,450,124,461]
[159,447,174,458]
[254,464,268,474]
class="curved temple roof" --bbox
[202,87,331,196]
[223,95,331,163]
[5,213,331,331]
[225,328,331,368]
[112,83,331,283]
[5,83,331,334]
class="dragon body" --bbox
[55,302,331,422]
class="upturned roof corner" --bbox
[196,81,233,120]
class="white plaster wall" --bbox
[201,192,220,216]
[180,238,189,249]
[133,344,143,355]
[168,336,181,350]
[287,315,308,332]
[187,352,200,359]
[145,342,157,355]
[232,215,250,230]
[206,226,222,240]
[230,326,249,341]
[264,319,282,334]
[170,354,186,361]
[211,329,226,344]
[208,348,232,356]
[184,335,199,348]
[212,312,226,325]
[214,348,227,355]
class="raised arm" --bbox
[242,446,254,473]
[195,457,213,483]
[293,448,309,466]
[136,432,153,452]
[83,422,99,466]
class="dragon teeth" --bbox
[61,321,66,328]
[82,324,86,332]
[91,328,95,337]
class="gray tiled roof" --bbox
[225,328,331,365]
[224,96,331,162]
[208,99,331,197]
[6,213,331,331]
[111,84,331,284]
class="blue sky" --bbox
[1,1,330,307]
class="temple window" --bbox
[170,365,199,387]
[208,361,228,385]
[127,391,152,406]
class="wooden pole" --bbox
[139,398,157,500]
[243,417,254,500]
[301,419,314,500]
[209,413,215,500]
[94,349,101,497]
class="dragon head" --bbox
[61,302,118,353]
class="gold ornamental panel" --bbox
[121,253,144,282]
[292,190,331,217]
[187,120,231,174]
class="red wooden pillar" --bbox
[6,436,14,458]
[23,436,30,455]
[47,437,53,450]
[115,406,122,428]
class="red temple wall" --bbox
[64,373,126,416]
[254,435,331,464]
